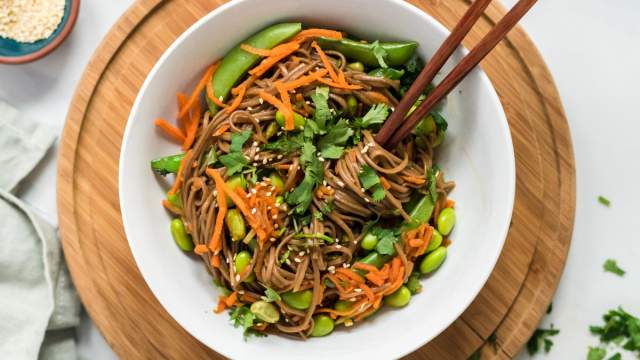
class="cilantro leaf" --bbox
[261,287,281,302]
[219,152,248,176]
[229,305,265,340]
[300,142,317,165]
[590,307,640,352]
[318,119,353,151]
[369,226,400,255]
[262,133,304,153]
[320,144,344,159]
[287,143,324,214]
[311,87,332,129]
[358,165,386,202]
[371,41,388,68]
[587,347,607,360]
[607,353,622,360]
[359,103,389,128]
[205,145,218,166]
[604,259,625,277]
[230,130,252,153]
[526,326,559,355]
[598,196,611,207]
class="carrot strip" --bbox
[176,93,189,132]
[363,91,391,105]
[210,254,221,268]
[206,169,254,225]
[409,238,423,248]
[224,83,246,114]
[281,69,328,91]
[416,226,434,256]
[161,200,181,215]
[311,42,339,82]
[355,305,377,322]
[249,43,300,77]
[232,75,257,96]
[214,297,226,313]
[445,198,456,208]
[379,176,391,190]
[154,118,186,143]
[360,283,375,302]
[372,294,383,309]
[291,28,343,42]
[274,82,294,130]
[208,169,228,253]
[178,61,219,120]
[365,272,385,287]
[316,77,363,90]
[168,150,191,195]
[336,268,365,284]
[212,124,230,137]
[352,263,379,273]
[225,291,238,307]
[240,43,275,56]
[259,91,295,131]
[182,101,201,150]
[194,244,209,255]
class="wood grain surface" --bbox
[56,0,575,358]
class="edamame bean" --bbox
[361,233,378,251]
[347,62,365,72]
[346,95,358,116]
[426,229,443,253]
[250,301,280,323]
[269,172,284,192]
[437,208,456,235]
[420,246,447,274]
[170,218,193,251]
[310,315,335,337]
[281,290,313,310]
[334,300,353,313]
[275,111,306,129]
[235,250,252,275]
[225,209,246,241]
[264,121,279,140]
[384,286,411,308]
[225,175,247,205]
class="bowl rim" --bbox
[119,0,516,358]
[0,0,80,64]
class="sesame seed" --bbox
[244,155,250,160]
[322,180,327,186]
[251,189,257,194]
[274,224,279,229]
[266,191,273,196]
[298,251,305,257]
[354,288,362,293]
[238,290,245,294]
[344,319,354,327]
[337,181,345,187]
[256,147,260,152]
[270,237,277,242]
[259,98,264,104]
[235,274,240,282]
[335,244,342,249]
[318,157,325,162]
[251,208,257,214]
[219,96,224,101]
[247,106,253,110]
[277,154,283,159]
[262,158,268,164]
[294,258,302,263]
[361,187,366,192]
[252,162,258,166]
[272,214,278,219]
[327,185,332,190]
[342,263,350,268]
[213,190,218,196]
[349,297,357,302]
[305,101,311,105]
[364,198,370,203]
[245,192,252,198]
[255,155,260,161]
[252,141,258,147]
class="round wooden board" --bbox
[57,0,575,359]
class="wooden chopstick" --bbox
[379,0,538,149]
[375,0,492,146]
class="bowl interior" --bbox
[119,0,515,359]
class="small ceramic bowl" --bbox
[0,0,80,64]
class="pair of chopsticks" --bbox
[376,0,538,148]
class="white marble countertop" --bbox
[1,1,638,359]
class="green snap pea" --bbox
[384,286,411,308]
[358,252,392,269]
[151,153,184,176]
[170,218,193,251]
[334,300,353,312]
[167,191,182,209]
[264,121,279,140]
[208,23,302,113]
[437,208,456,235]
[316,37,418,67]
[310,315,335,337]
[420,246,447,274]
[347,61,365,72]
[235,250,252,275]
[250,301,280,323]
[346,95,358,116]
[415,115,436,136]
[426,229,443,253]
[281,290,313,310]
[225,175,247,205]
[404,194,435,230]
[361,233,378,251]
[269,172,284,192]
[275,110,306,130]
[433,130,446,147]
[368,67,405,80]
[225,209,246,241]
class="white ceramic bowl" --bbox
[119,0,515,358]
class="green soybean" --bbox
[361,233,378,251]
[316,37,418,67]
[275,195,284,206]
[347,61,365,72]
[334,300,353,313]
[426,229,443,253]
[235,250,252,275]
[310,315,334,337]
[170,218,193,251]
[250,301,280,323]
[225,175,247,205]
[420,246,447,274]
[275,110,306,130]
[384,286,411,308]
[269,172,284,192]
[225,209,246,241]
[208,23,302,113]
[437,208,456,235]
[264,121,279,140]
[281,290,313,310]
[346,95,358,116]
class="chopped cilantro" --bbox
[358,103,389,128]
[229,130,252,153]
[262,133,304,153]
[261,287,281,303]
[368,226,400,255]
[320,144,345,159]
[318,119,353,151]
[219,130,253,176]
[311,87,332,129]
[587,347,607,360]
[603,259,625,277]
[526,325,559,355]
[287,143,323,214]
[229,305,265,340]
[278,249,291,265]
[358,165,386,201]
[598,196,611,207]
[205,145,218,166]
[371,41,388,68]
[590,307,640,354]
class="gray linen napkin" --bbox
[0,101,81,360]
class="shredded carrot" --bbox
[379,176,391,190]
[206,168,254,226]
[212,124,230,137]
[416,226,434,256]
[445,198,456,208]
[168,150,190,195]
[409,238,423,248]
[316,77,363,90]
[401,175,427,185]
[162,200,181,214]
[194,244,209,255]
[207,169,228,253]
[225,291,238,307]
[232,75,257,96]
[210,254,221,268]
[176,93,189,132]
[336,268,365,284]
[178,61,219,120]
[224,84,246,114]
[206,76,227,108]
[360,283,375,302]
[249,43,300,76]
[241,42,300,57]
[214,297,226,313]
[280,69,328,91]
[182,101,201,150]
[372,294,383,309]
[291,28,343,42]
[352,263,379,273]
[274,82,294,130]
[259,91,295,131]
[311,42,339,82]
[365,272,385,287]
[154,118,186,143]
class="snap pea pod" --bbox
[208,23,302,113]
[403,194,435,230]
[368,67,405,80]
[316,37,417,67]
[357,252,392,269]
[151,153,184,175]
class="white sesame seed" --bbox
[252,162,258,166]
[266,192,273,197]
[213,190,218,196]
[354,288,362,293]
[335,244,342,249]
[344,319,354,327]
[272,214,278,219]
[238,290,245,294]
[244,155,250,160]
[247,106,253,110]
[256,147,260,152]
[262,158,268,164]
[277,154,283,160]
[219,96,224,101]
[246,192,252,198]
[349,297,357,302]
[255,155,260,161]
[294,258,302,263]
[270,237,277,242]
[322,180,327,186]
[361,187,366,192]
[318,157,325,162]
[365,198,370,203]
[298,251,305,257]
[274,224,279,229]
[327,185,333,190]
[305,101,311,105]
[251,208,257,214]
[342,263,349,268]
[252,141,258,147]
[328,266,336,274]
[251,189,257,194]
[235,274,240,282]
[259,98,264,104]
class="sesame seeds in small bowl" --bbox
[0,0,80,64]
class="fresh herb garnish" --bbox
[229,305,266,340]
[368,226,401,255]
[603,259,626,277]
[587,346,607,360]
[319,200,334,214]
[311,87,332,129]
[262,133,304,153]
[356,103,389,129]
[598,196,611,207]
[431,111,448,132]
[526,325,559,355]
[371,41,388,68]
[318,119,353,151]
[219,130,252,176]
[358,165,386,201]
[261,287,281,303]
[590,307,640,354]
[278,249,291,265]
[320,144,345,159]
[287,142,324,214]
[205,145,218,166]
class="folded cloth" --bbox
[0,101,80,360]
